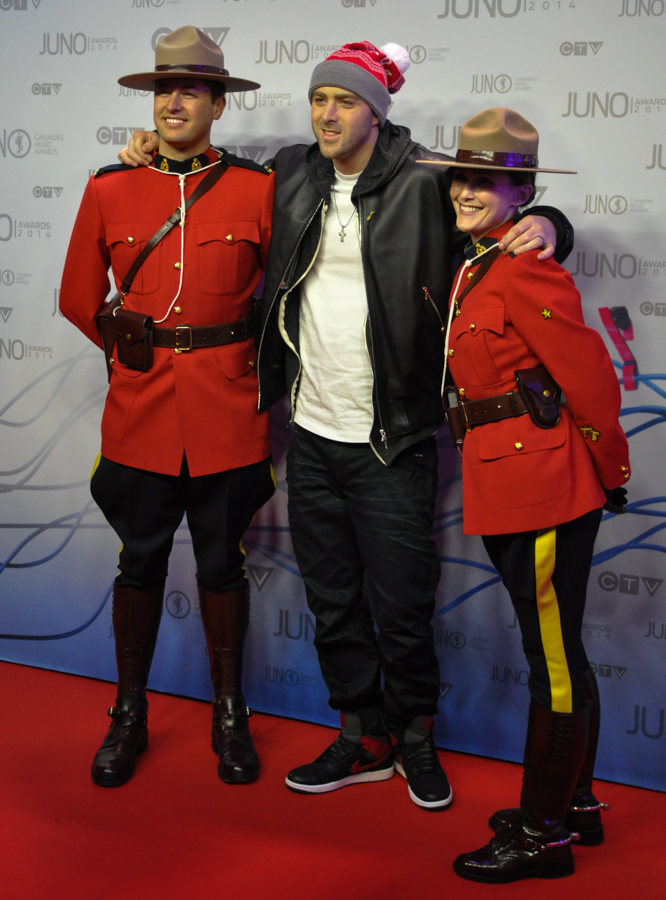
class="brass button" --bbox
[174,306,182,314]
[621,465,629,472]
[174,262,182,270]
[470,323,476,332]
[440,326,445,333]
[109,358,114,365]
[127,236,135,244]
[248,360,254,367]
[466,271,474,280]
[514,442,524,450]
[449,349,454,356]
[543,389,551,397]
[622,471,629,479]
[126,333,132,340]
[226,234,233,242]
[459,388,465,397]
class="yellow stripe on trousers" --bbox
[534,527,572,713]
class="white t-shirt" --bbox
[293,169,374,442]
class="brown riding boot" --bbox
[454,700,587,883]
[198,583,259,784]
[91,584,164,787]
[489,667,607,845]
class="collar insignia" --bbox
[464,236,499,265]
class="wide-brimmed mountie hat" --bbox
[118,25,260,93]
[419,107,576,174]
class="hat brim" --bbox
[416,159,577,175]
[118,71,260,93]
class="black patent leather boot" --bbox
[91,584,163,787]
[489,667,607,845]
[198,584,259,784]
[454,701,587,883]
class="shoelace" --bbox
[316,734,358,766]
[399,736,441,776]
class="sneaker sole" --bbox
[394,760,453,810]
[285,764,394,794]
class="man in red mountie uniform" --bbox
[60,27,275,788]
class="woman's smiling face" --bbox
[450,168,533,241]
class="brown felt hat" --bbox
[118,25,260,93]
[419,107,576,174]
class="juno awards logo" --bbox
[0,129,31,158]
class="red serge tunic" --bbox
[60,149,274,477]
[447,225,631,536]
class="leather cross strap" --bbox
[153,309,255,350]
[455,245,502,309]
[118,159,228,297]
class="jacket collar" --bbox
[304,121,417,202]
[152,146,221,174]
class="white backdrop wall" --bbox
[1,0,664,791]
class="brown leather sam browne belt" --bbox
[153,309,255,352]
[443,365,562,449]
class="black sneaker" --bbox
[285,733,394,794]
[391,716,453,810]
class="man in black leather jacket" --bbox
[256,42,574,809]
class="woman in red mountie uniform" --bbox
[421,108,630,884]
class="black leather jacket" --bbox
[257,122,573,465]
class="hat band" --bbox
[155,63,230,77]
[456,148,538,168]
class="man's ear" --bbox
[213,95,226,120]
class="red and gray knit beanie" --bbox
[308,41,410,127]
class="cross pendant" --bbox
[339,228,346,242]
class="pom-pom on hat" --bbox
[308,41,410,127]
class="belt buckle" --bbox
[175,324,192,353]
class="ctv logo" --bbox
[1,0,44,9]
[598,571,663,597]
[33,186,63,198]
[560,42,603,56]
[97,126,148,145]
[589,661,627,679]
[32,83,62,95]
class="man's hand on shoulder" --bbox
[117,130,158,167]
[498,216,557,261]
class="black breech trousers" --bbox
[286,426,442,730]
[482,507,603,714]
[91,454,275,591]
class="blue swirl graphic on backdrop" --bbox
[1,358,663,638]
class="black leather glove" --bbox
[604,487,628,515]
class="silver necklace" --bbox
[332,190,357,242]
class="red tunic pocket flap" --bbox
[195,222,260,246]
[457,305,505,338]
[106,223,164,248]
[217,341,257,380]
[477,419,565,461]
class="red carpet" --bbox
[0,660,663,900]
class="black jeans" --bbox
[91,455,275,591]
[483,507,603,714]
[286,427,441,730]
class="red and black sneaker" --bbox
[285,725,394,794]
[391,715,453,810]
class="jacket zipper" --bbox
[358,197,389,463]
[257,199,324,410]
[281,201,327,421]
